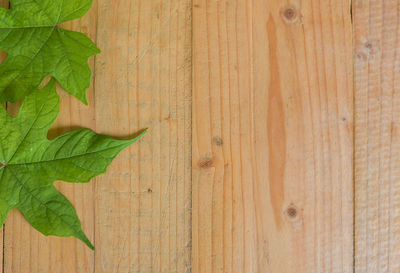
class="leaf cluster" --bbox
[0,0,145,249]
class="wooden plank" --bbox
[3,3,98,273]
[192,0,353,272]
[354,1,400,272]
[94,1,191,273]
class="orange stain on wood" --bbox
[267,15,286,229]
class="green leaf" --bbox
[0,0,100,104]
[0,80,146,249]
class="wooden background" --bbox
[0,0,399,272]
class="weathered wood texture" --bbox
[1,1,192,273]
[93,1,191,272]
[354,0,400,272]
[192,0,353,272]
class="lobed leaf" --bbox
[0,80,146,249]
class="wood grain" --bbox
[354,0,400,272]
[192,0,353,272]
[94,1,191,273]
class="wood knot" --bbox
[147,188,153,193]
[281,7,298,22]
[287,207,297,218]
[198,157,215,169]
[285,205,300,221]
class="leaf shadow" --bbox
[47,126,82,139]
[47,126,148,141]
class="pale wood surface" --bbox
[93,1,191,272]
[354,0,400,272]
[192,0,353,272]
